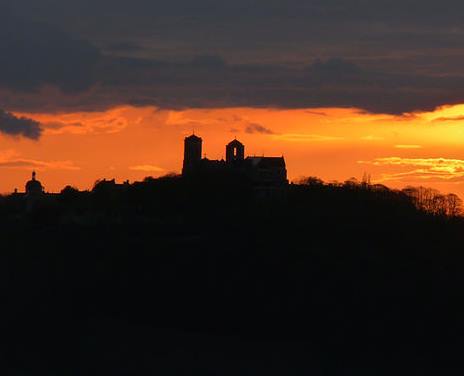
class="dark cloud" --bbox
[2,1,464,114]
[94,56,464,114]
[3,55,464,115]
[13,0,464,60]
[105,42,145,53]
[0,109,42,139]
[0,10,100,93]
[245,123,275,135]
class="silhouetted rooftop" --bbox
[227,139,244,147]
[185,134,202,142]
[246,156,286,169]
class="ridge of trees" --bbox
[300,175,463,217]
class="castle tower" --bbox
[182,134,202,175]
[226,139,245,163]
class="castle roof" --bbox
[246,156,286,169]
[185,134,202,142]
[227,139,244,147]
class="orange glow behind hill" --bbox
[2,104,464,197]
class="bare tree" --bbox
[445,193,462,217]
[402,186,462,217]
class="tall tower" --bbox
[226,139,245,163]
[182,134,202,175]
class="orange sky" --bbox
[2,104,464,197]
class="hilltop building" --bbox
[25,171,44,197]
[92,178,130,194]
[182,134,288,192]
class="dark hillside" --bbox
[1,175,464,375]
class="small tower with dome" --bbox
[25,171,44,196]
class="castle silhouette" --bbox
[182,134,288,190]
[14,136,288,198]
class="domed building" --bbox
[25,171,44,196]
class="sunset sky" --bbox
[2,1,464,196]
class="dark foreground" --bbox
[1,176,464,375]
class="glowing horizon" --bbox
[2,104,464,197]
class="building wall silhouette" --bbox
[181,134,288,192]
[182,134,203,176]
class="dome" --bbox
[25,171,44,195]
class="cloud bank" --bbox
[3,1,464,114]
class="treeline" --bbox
[299,175,463,217]
[0,173,461,226]
[402,185,462,217]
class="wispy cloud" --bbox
[19,107,136,136]
[0,160,80,170]
[432,115,464,122]
[130,164,164,172]
[361,135,384,141]
[244,123,275,135]
[0,150,79,170]
[359,157,464,182]
[41,116,127,135]
[304,110,328,117]
[394,144,423,149]
[273,133,344,142]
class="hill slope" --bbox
[2,176,464,374]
